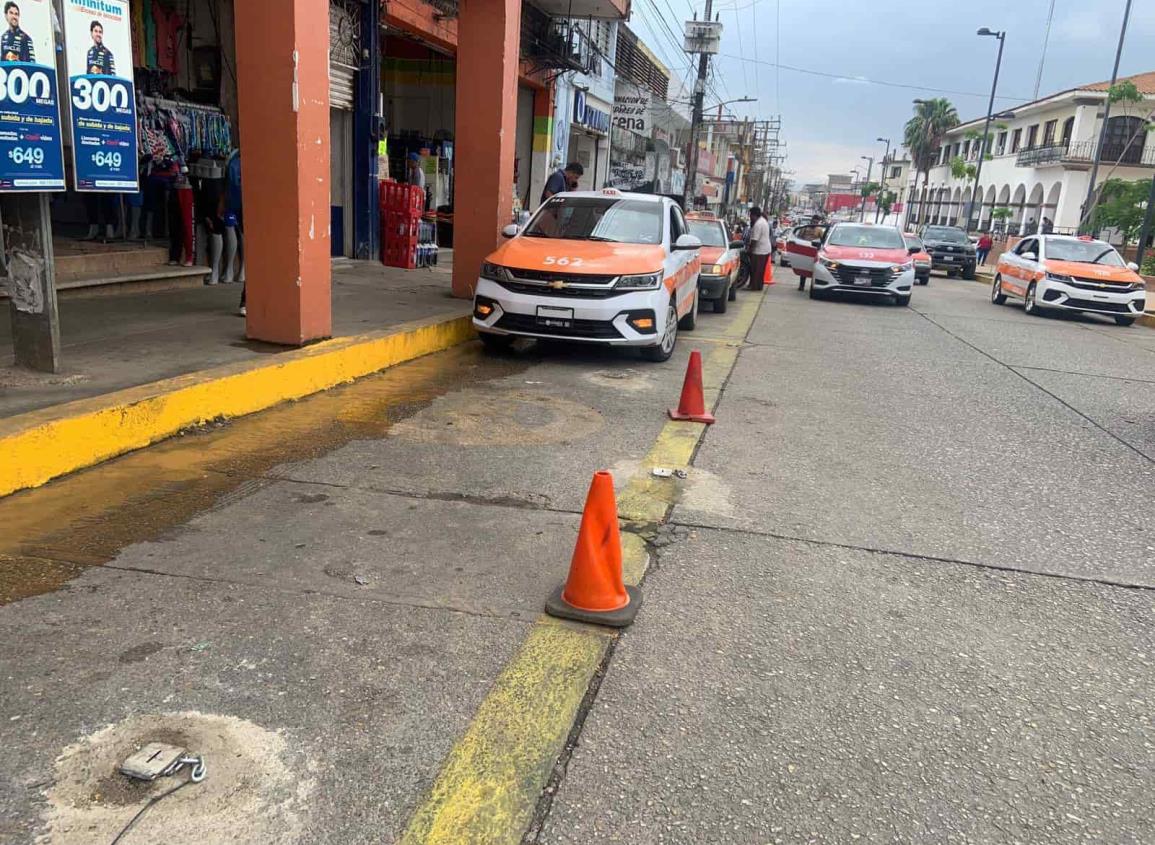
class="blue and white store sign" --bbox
[0,0,66,191]
[62,0,138,191]
[573,90,611,135]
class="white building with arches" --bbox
[905,70,1155,236]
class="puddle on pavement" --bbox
[0,344,527,605]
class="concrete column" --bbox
[528,85,555,213]
[234,0,332,344]
[451,0,522,298]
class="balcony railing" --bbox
[520,6,596,74]
[1015,140,1155,168]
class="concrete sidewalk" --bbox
[1,256,463,418]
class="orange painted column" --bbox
[233,0,332,344]
[451,0,522,298]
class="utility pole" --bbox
[1081,0,1133,233]
[859,156,874,222]
[1135,175,1155,268]
[875,137,891,223]
[682,1,719,210]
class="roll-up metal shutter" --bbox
[329,0,360,111]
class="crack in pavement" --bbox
[1009,364,1155,385]
[99,561,540,622]
[666,517,1155,592]
[911,306,1154,464]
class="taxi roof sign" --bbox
[602,187,622,196]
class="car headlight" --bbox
[481,262,512,282]
[891,262,914,272]
[1045,271,1074,283]
[818,257,840,270]
[1129,280,1148,291]
[615,272,663,290]
[710,264,725,275]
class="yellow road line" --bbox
[398,291,763,844]
[0,314,475,498]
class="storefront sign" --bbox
[62,0,138,191]
[612,88,650,135]
[0,0,65,190]
[573,89,610,135]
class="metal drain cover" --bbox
[119,742,187,781]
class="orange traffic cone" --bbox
[668,349,716,424]
[545,471,641,628]
[765,254,775,286]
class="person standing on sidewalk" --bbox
[977,231,993,266]
[746,206,772,290]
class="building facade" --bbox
[907,71,1155,236]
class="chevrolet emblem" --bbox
[548,280,567,289]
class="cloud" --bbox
[781,139,885,187]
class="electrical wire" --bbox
[109,779,192,845]
[716,53,1028,101]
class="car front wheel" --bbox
[896,294,911,306]
[1115,316,1137,327]
[1024,282,1042,316]
[642,300,679,362]
[962,264,976,280]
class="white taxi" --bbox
[472,190,703,361]
[992,234,1147,326]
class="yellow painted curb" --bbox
[398,290,765,845]
[0,314,475,498]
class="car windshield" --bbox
[924,227,970,244]
[687,220,726,247]
[903,235,924,250]
[1046,239,1125,266]
[523,197,662,244]
[828,225,904,249]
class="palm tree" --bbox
[904,98,959,225]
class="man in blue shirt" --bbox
[540,161,583,204]
[1,3,35,63]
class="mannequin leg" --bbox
[223,226,238,283]
[207,233,223,284]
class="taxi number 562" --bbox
[543,256,584,267]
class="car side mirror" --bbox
[1127,261,1140,272]
[674,234,702,251]
[1023,252,1037,261]
[501,224,520,238]
[729,240,744,250]
[811,239,822,249]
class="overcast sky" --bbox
[627,0,1155,185]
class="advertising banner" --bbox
[62,0,137,191]
[612,85,650,136]
[0,0,66,190]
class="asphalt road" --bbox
[541,277,1155,844]
[1,273,1152,844]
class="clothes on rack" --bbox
[152,1,184,76]
[138,97,232,161]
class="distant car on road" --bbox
[991,234,1147,326]
[686,212,742,313]
[920,225,977,279]
[473,189,703,361]
[800,222,916,306]
[775,226,793,266]
[903,233,932,285]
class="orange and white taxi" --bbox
[992,234,1147,326]
[473,190,703,361]
[685,212,742,313]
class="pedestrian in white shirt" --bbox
[747,206,772,290]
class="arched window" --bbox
[1103,116,1145,165]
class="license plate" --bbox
[942,255,954,261]
[536,305,573,328]
[853,276,872,286]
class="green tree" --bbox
[1080,82,1155,231]
[990,206,1012,232]
[878,190,897,217]
[1089,177,1151,246]
[904,98,960,225]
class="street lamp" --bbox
[875,136,891,223]
[967,27,1006,233]
[859,155,874,222]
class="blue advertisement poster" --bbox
[0,0,66,191]
[63,0,137,191]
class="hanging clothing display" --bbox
[152,1,184,75]
[138,97,233,162]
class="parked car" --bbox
[797,222,915,305]
[473,189,703,362]
[903,233,932,285]
[920,225,977,279]
[991,234,1147,326]
[785,222,830,282]
[775,227,793,266]
[686,212,742,312]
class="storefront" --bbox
[567,88,611,190]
